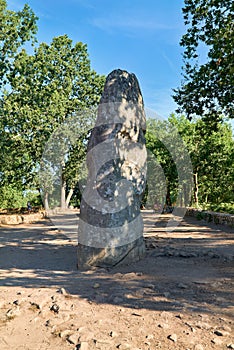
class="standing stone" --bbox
[77,69,147,269]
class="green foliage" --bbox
[0,186,41,210]
[0,185,25,208]
[4,35,104,154]
[195,211,206,221]
[1,6,105,208]
[145,114,234,211]
[1,1,232,213]
[202,202,234,214]
[169,114,234,206]
[25,190,42,207]
[0,0,38,199]
[0,0,38,90]
[173,0,234,124]
[39,109,96,209]
[145,117,193,208]
[145,119,177,207]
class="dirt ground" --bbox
[0,211,233,350]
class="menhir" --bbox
[77,69,147,269]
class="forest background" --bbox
[0,0,233,214]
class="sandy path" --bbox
[0,211,233,349]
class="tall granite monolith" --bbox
[77,69,147,269]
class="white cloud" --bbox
[160,51,177,73]
[91,16,177,33]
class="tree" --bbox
[145,118,193,209]
[169,114,234,206]
[2,35,105,208]
[39,109,96,210]
[145,114,234,210]
[146,119,178,208]
[173,0,234,124]
[0,184,41,210]
[0,0,38,91]
[0,0,38,201]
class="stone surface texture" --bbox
[186,207,234,227]
[0,212,45,225]
[77,69,147,269]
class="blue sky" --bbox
[9,0,186,119]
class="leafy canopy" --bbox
[0,1,105,209]
[173,0,234,123]
[0,0,38,90]
[2,34,105,193]
[145,115,234,208]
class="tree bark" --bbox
[44,191,49,211]
[60,174,67,209]
[194,173,199,206]
[66,188,74,208]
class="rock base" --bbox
[77,236,145,270]
[0,212,45,225]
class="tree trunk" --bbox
[60,175,67,209]
[182,183,187,207]
[194,173,199,206]
[66,188,74,208]
[44,191,49,211]
[166,184,172,206]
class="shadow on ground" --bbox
[0,213,233,317]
